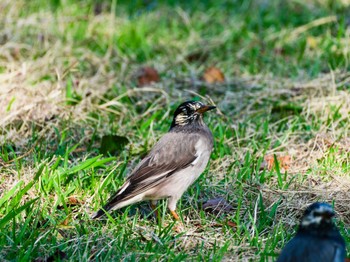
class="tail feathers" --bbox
[91,209,106,219]
[91,193,124,219]
[91,181,144,219]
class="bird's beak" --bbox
[322,210,335,220]
[196,105,216,114]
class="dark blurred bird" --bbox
[92,101,216,220]
[277,202,346,262]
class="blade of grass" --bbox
[0,198,39,229]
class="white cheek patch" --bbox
[175,113,191,125]
[192,104,199,110]
[301,216,323,226]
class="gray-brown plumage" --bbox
[91,101,216,220]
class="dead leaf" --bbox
[58,213,73,227]
[202,197,233,214]
[68,196,80,205]
[185,50,209,63]
[210,222,224,227]
[61,217,69,226]
[226,221,237,228]
[261,155,291,171]
[279,155,291,170]
[262,155,275,170]
[57,196,84,211]
[136,66,160,87]
[72,147,87,153]
[203,67,225,84]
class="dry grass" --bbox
[1,0,350,260]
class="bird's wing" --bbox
[99,132,204,211]
[132,132,201,176]
[277,234,345,262]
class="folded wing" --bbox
[92,132,201,218]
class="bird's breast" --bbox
[147,135,213,199]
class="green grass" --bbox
[1,0,350,261]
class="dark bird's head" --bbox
[276,202,346,262]
[300,202,335,229]
[170,101,216,128]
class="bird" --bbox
[277,202,346,262]
[91,100,216,220]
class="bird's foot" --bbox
[170,210,180,221]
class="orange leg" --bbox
[170,210,180,221]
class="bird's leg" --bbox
[168,198,185,232]
[150,200,159,220]
[170,210,185,233]
[170,210,180,220]
[168,197,180,221]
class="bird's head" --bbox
[170,101,216,128]
[300,202,335,228]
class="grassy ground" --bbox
[1,0,350,261]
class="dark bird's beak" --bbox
[196,105,216,114]
[322,210,335,220]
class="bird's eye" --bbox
[313,211,322,217]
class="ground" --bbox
[0,0,350,261]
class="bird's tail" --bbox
[91,193,124,219]
[91,181,131,219]
[91,209,106,219]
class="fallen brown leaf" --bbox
[226,221,237,228]
[185,50,209,63]
[57,196,83,211]
[61,217,69,226]
[203,67,225,84]
[262,155,291,171]
[279,155,291,170]
[263,155,275,170]
[202,197,233,214]
[68,196,79,205]
[136,66,160,87]
[72,147,87,153]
